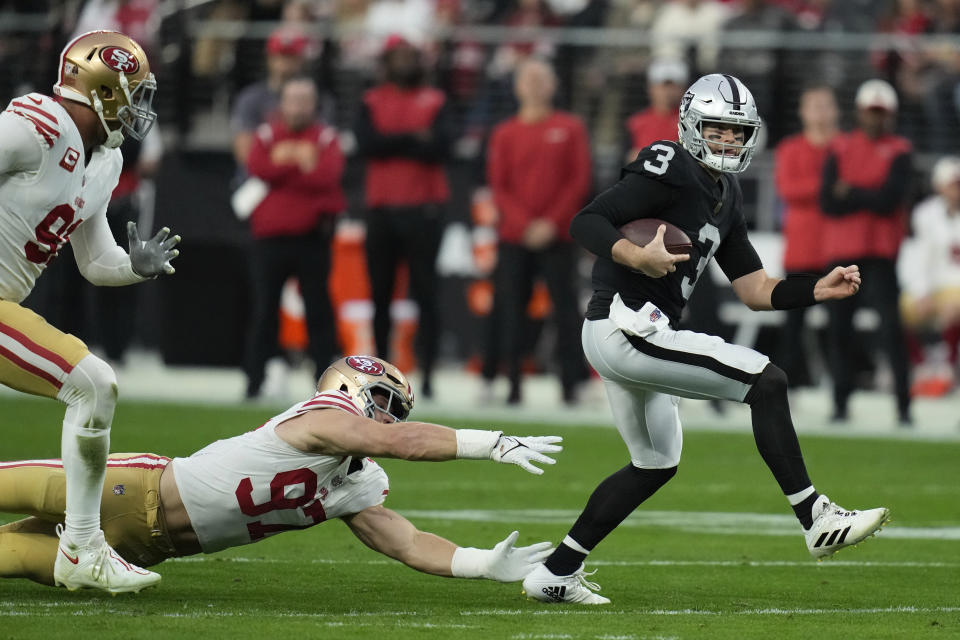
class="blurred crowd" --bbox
[2,0,960,418]
[4,0,960,152]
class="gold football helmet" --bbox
[54,30,157,148]
[318,356,414,422]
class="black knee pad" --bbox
[745,364,788,405]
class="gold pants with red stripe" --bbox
[0,453,178,586]
[0,300,89,398]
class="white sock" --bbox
[61,410,109,547]
[786,486,816,506]
[57,355,117,547]
[562,535,591,555]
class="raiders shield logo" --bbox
[680,91,694,116]
[345,355,385,375]
[100,46,140,74]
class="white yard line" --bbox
[461,606,960,617]
[163,556,960,569]
[3,602,957,619]
[398,508,960,540]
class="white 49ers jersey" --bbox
[0,93,122,302]
[171,390,390,553]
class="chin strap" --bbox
[90,92,125,149]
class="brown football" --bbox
[618,218,693,255]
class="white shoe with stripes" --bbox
[54,526,161,594]
[522,563,611,604]
[804,495,889,559]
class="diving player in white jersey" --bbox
[0,30,180,593]
[0,356,562,588]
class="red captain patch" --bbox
[345,355,384,375]
[60,147,80,172]
[99,46,140,74]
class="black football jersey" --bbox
[570,140,763,325]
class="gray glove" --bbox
[128,221,180,277]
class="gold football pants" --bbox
[0,300,89,399]
[0,453,177,586]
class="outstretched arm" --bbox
[276,409,562,474]
[343,506,551,581]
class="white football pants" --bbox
[582,317,769,469]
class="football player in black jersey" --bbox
[522,74,890,604]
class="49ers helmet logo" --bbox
[99,46,139,74]
[345,356,384,375]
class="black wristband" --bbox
[770,275,819,310]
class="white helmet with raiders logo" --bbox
[678,73,762,174]
[54,30,157,149]
[318,355,414,422]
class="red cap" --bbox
[382,34,412,54]
[266,28,308,56]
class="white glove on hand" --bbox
[451,531,553,582]
[128,222,181,277]
[491,435,562,475]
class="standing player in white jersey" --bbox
[0,356,561,588]
[0,30,180,593]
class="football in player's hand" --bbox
[619,218,693,255]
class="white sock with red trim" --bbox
[56,355,117,547]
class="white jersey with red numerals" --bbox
[0,92,122,302]
[170,390,390,553]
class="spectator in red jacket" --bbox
[244,77,346,399]
[231,27,309,167]
[482,58,592,404]
[773,85,839,386]
[819,79,913,426]
[625,58,688,161]
[354,35,453,398]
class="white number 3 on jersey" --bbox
[643,144,675,176]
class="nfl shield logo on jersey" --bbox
[649,308,662,323]
[112,484,125,496]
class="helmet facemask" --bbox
[117,72,157,140]
[91,72,157,148]
[361,382,413,423]
[692,118,759,173]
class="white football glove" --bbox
[451,530,553,582]
[128,222,181,277]
[490,435,562,475]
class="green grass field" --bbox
[1,395,958,639]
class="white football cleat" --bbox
[54,526,161,594]
[804,494,890,559]
[522,563,610,604]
